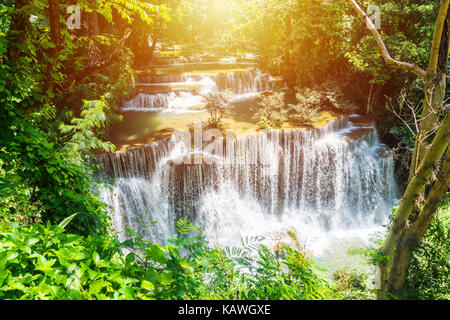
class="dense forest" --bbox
[0,0,448,301]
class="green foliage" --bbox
[169,221,332,300]
[0,0,156,234]
[333,268,375,300]
[346,0,437,85]
[390,126,416,149]
[59,98,117,164]
[0,221,128,300]
[0,220,187,300]
[350,200,450,300]
[0,219,333,300]
[0,0,447,302]
[404,196,450,300]
[176,218,202,236]
[289,89,321,125]
[256,116,272,130]
[204,91,231,128]
[97,0,170,26]
[0,118,111,235]
[242,245,331,300]
[255,92,288,129]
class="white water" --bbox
[122,69,273,112]
[98,116,398,259]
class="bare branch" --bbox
[386,97,417,137]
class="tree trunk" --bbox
[377,115,450,299]
[148,36,159,63]
[378,148,450,299]
[385,230,416,298]
[74,28,132,83]
[409,8,449,182]
[283,15,296,89]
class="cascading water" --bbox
[123,67,273,112]
[98,115,398,256]
[100,51,398,272]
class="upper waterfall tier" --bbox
[121,58,274,112]
[97,115,398,251]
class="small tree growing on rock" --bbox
[204,91,230,128]
[255,92,288,129]
[289,88,321,124]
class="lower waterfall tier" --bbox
[97,116,398,254]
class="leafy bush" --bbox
[0,219,196,300]
[288,89,321,124]
[333,268,375,300]
[0,0,138,236]
[0,119,111,235]
[404,196,450,300]
[256,116,272,130]
[203,91,231,128]
[161,219,332,300]
[255,92,288,129]
[0,218,332,300]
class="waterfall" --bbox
[123,69,273,111]
[98,116,398,254]
[122,92,208,112]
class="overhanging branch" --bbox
[347,0,427,80]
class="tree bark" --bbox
[89,11,100,36]
[377,114,450,299]
[284,15,295,88]
[409,148,450,243]
[409,5,450,182]
[379,148,450,298]
[381,113,450,257]
[147,36,159,63]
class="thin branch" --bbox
[419,126,440,144]
[405,99,420,134]
[386,97,417,137]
